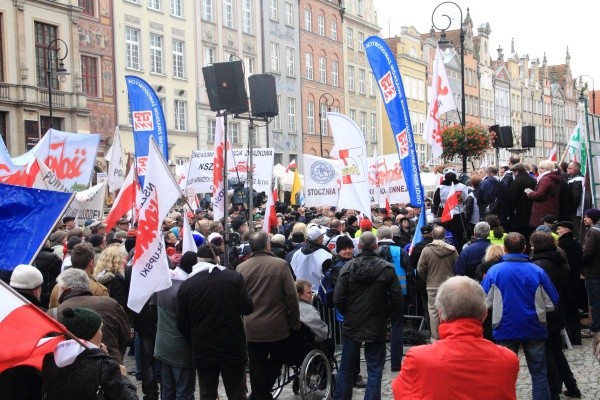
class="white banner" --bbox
[105,127,124,193]
[302,154,341,208]
[367,154,410,205]
[65,181,107,221]
[187,148,275,195]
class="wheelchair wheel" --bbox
[299,349,332,400]
[270,364,288,399]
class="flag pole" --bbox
[559,146,570,164]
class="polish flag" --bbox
[285,159,297,173]
[181,209,198,254]
[548,145,557,162]
[212,117,231,222]
[105,167,138,232]
[441,183,461,223]
[263,187,279,233]
[0,281,66,373]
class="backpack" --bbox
[318,260,343,309]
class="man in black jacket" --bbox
[508,163,537,241]
[34,241,63,308]
[566,161,584,239]
[333,232,403,400]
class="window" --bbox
[244,56,255,76]
[273,95,282,130]
[286,47,295,76]
[81,55,98,97]
[288,97,296,132]
[369,74,375,96]
[174,100,186,131]
[358,69,365,94]
[149,34,164,74]
[357,0,364,16]
[148,0,160,11]
[172,39,185,78]
[320,103,328,136]
[79,0,95,16]
[35,22,58,88]
[175,157,189,165]
[204,46,214,66]
[223,0,233,28]
[305,53,313,80]
[207,119,216,143]
[358,32,364,52]
[346,27,353,48]
[307,101,315,134]
[332,60,338,87]
[304,10,311,31]
[125,27,141,70]
[202,0,213,22]
[285,2,293,26]
[349,109,356,122]
[170,0,182,17]
[359,111,366,134]
[348,66,355,91]
[370,113,377,142]
[270,42,280,72]
[229,122,240,144]
[330,21,337,41]
[270,0,278,20]
[319,56,326,83]
[318,16,324,36]
[242,0,252,34]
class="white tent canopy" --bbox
[273,163,304,191]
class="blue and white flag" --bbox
[364,36,424,207]
[0,183,73,270]
[126,76,169,187]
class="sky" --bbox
[372,0,599,87]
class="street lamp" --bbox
[432,1,466,173]
[46,38,70,129]
[318,92,334,157]
[576,75,596,115]
[574,75,596,207]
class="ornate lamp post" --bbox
[318,92,334,157]
[46,38,70,129]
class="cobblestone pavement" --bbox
[124,338,600,399]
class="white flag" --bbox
[33,154,70,192]
[327,112,371,220]
[182,209,197,254]
[128,138,182,313]
[424,47,457,159]
[212,117,228,221]
[105,127,124,193]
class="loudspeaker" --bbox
[248,74,278,118]
[522,126,536,148]
[498,126,514,148]
[202,60,249,114]
[490,125,500,148]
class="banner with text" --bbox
[367,154,410,205]
[64,181,107,221]
[302,154,341,207]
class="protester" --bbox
[582,208,600,341]
[526,160,562,229]
[290,225,332,291]
[508,162,537,240]
[94,244,128,312]
[454,221,491,279]
[35,240,63,309]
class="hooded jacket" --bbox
[530,249,570,331]
[527,169,562,227]
[582,224,600,279]
[417,240,458,288]
[290,240,332,290]
[333,251,403,342]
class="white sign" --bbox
[302,155,341,207]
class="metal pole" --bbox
[248,122,254,233]
[318,106,323,157]
[222,113,229,269]
[47,55,53,128]
[460,27,467,174]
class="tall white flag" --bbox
[181,209,198,254]
[327,112,371,220]
[424,47,457,159]
[128,138,182,313]
[105,127,124,193]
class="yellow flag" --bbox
[291,168,301,205]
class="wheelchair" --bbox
[271,324,337,400]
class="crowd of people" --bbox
[1,154,599,400]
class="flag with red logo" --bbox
[212,117,230,221]
[263,187,279,233]
[285,159,297,173]
[441,183,461,223]
[327,112,371,220]
[181,209,198,254]
[128,138,181,313]
[424,47,457,159]
[105,167,138,232]
[548,145,557,162]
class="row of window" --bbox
[126,27,186,79]
[202,0,253,35]
[347,109,377,143]
[270,0,295,27]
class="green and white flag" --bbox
[568,118,587,175]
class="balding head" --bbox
[432,226,446,240]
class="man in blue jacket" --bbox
[454,221,491,279]
[481,232,559,400]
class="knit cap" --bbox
[59,307,102,341]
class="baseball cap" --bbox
[307,225,327,241]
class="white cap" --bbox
[10,264,43,290]
[307,225,327,241]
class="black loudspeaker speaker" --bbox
[248,74,278,118]
[498,126,514,148]
[490,125,500,148]
[521,126,536,148]
[201,60,249,114]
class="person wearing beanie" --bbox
[9,264,44,307]
[49,230,68,260]
[42,307,138,400]
[285,232,306,270]
[346,215,359,238]
[582,208,600,340]
[62,216,76,230]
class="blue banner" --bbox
[364,36,424,207]
[125,75,169,186]
[0,183,73,270]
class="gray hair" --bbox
[58,268,90,291]
[473,222,491,239]
[271,233,286,245]
[390,225,400,236]
[435,276,487,322]
[376,226,393,240]
[432,226,446,240]
[249,230,269,252]
[359,231,378,252]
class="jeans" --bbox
[585,278,600,332]
[161,363,196,400]
[499,340,550,400]
[390,310,404,371]
[135,304,160,398]
[197,363,246,400]
[334,336,386,400]
[247,338,290,400]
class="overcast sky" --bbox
[372,0,599,87]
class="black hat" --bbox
[555,221,575,231]
[62,216,75,224]
[60,307,102,341]
[420,224,434,235]
[197,244,218,259]
[347,216,358,226]
[291,232,305,244]
[89,234,104,247]
[336,236,355,252]
[585,209,600,224]
[179,251,198,274]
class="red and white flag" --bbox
[128,138,182,313]
[548,145,557,162]
[262,187,279,233]
[441,182,461,223]
[424,47,457,159]
[181,209,197,254]
[105,127,124,193]
[0,281,66,373]
[212,117,232,222]
[105,167,138,232]
[285,159,297,173]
